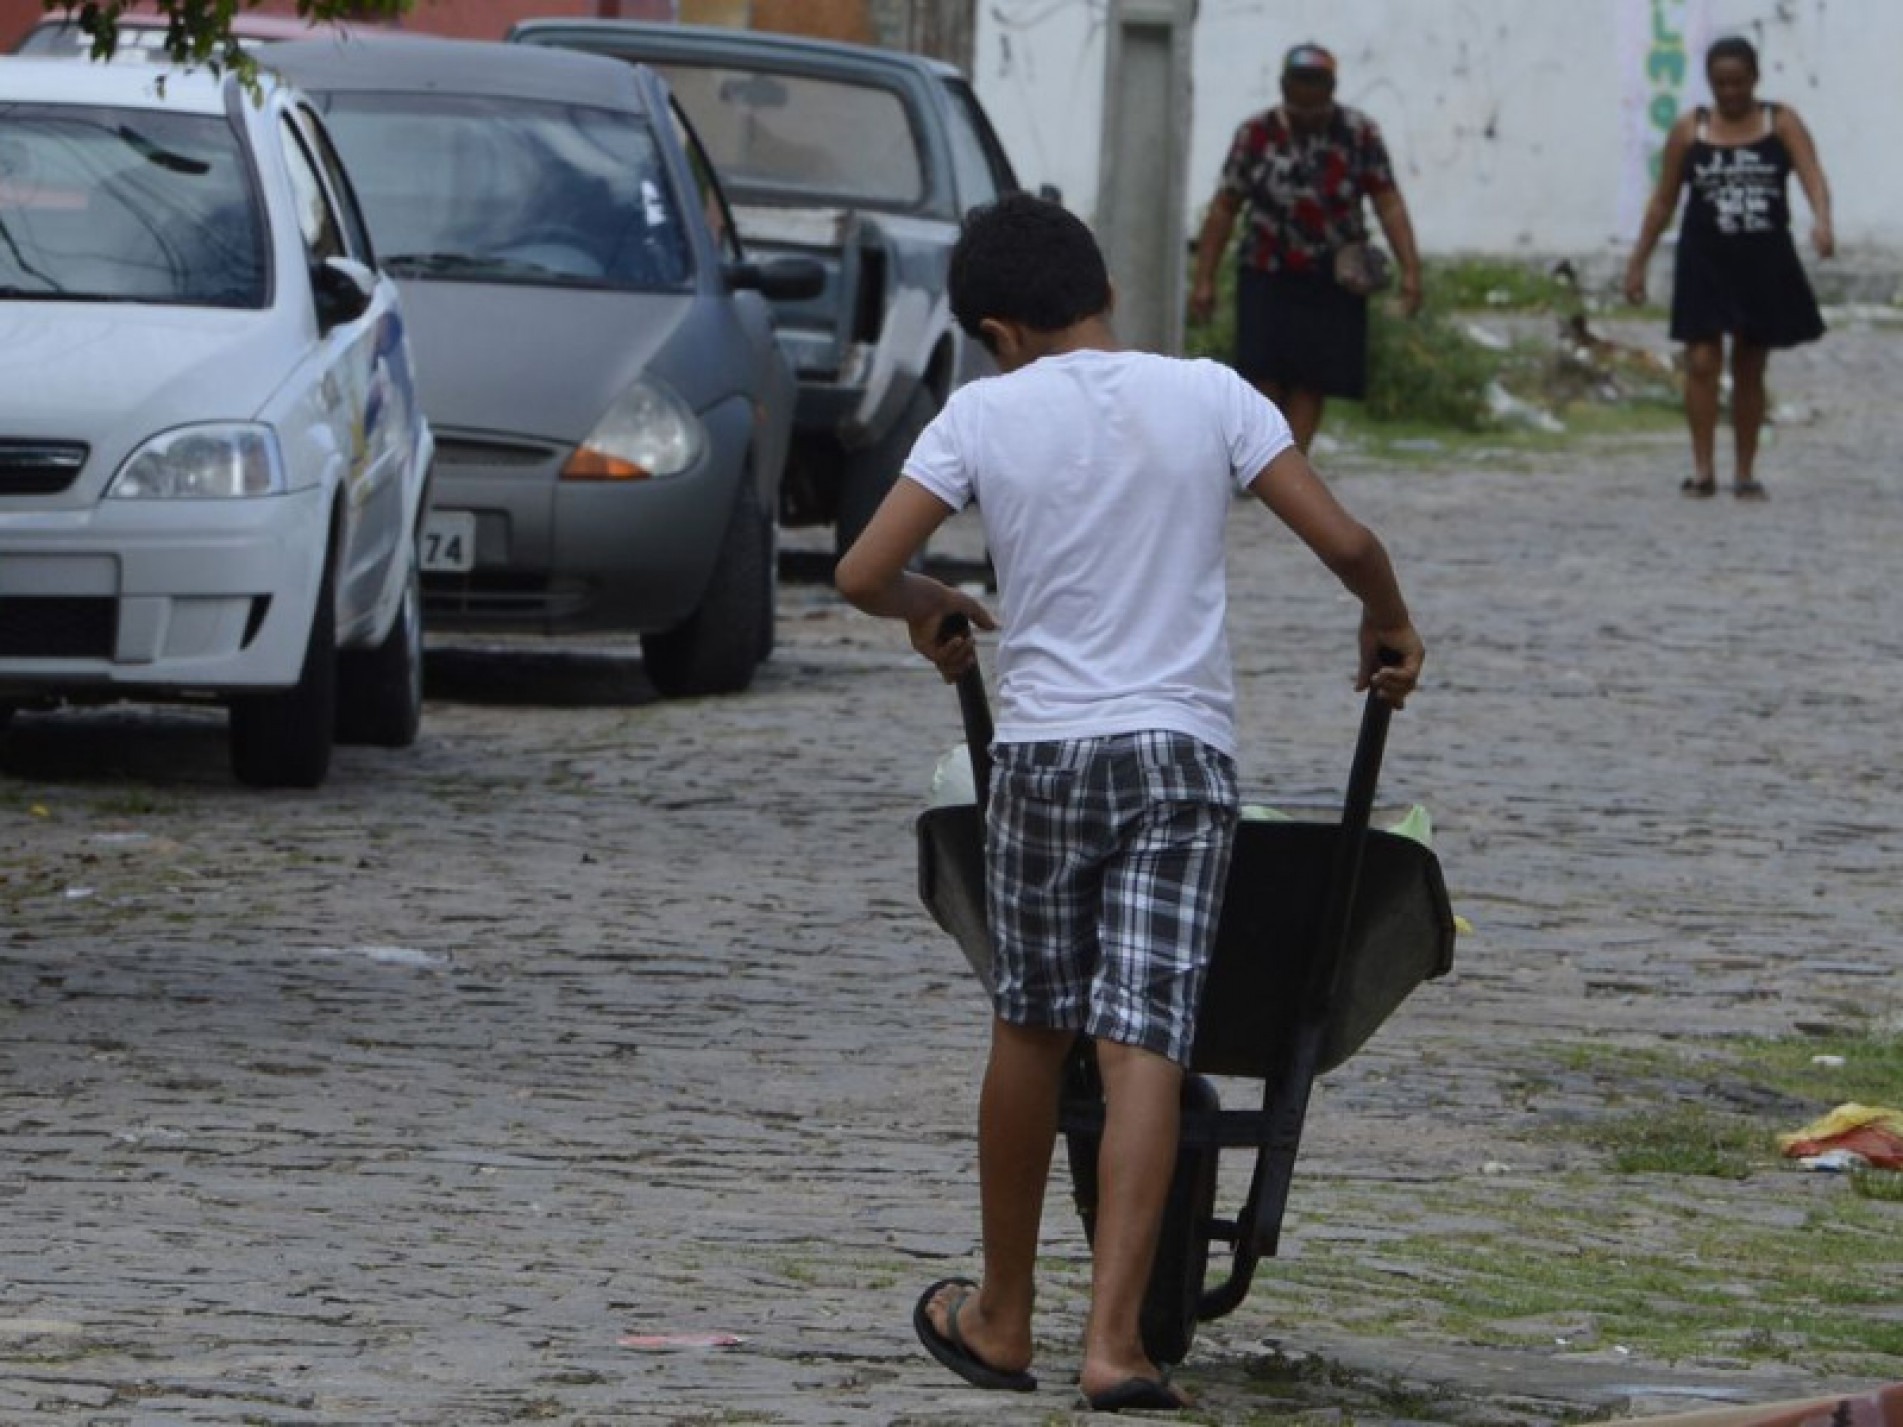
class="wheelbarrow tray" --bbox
[915,804,1456,1077]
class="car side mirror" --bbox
[312,256,377,331]
[725,255,825,302]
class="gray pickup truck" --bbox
[508,20,1030,557]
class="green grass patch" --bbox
[1250,1027,1903,1374]
[1424,255,1578,312]
[1540,1028,1903,1179]
[1268,1176,1903,1374]
[1583,1104,1766,1177]
[1734,1029,1903,1104]
[1855,1170,1903,1202]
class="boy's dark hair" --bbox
[948,192,1112,345]
[1706,35,1759,77]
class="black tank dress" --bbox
[1671,103,1825,347]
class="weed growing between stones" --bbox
[1584,1105,1764,1177]
[1853,1170,1903,1202]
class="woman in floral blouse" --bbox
[1190,42,1423,451]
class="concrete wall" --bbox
[973,0,1897,272]
[7,0,1886,278]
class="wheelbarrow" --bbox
[915,626,1457,1365]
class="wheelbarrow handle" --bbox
[1309,652,1400,1012]
[1244,648,1405,1259]
[939,613,993,810]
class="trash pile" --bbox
[1778,1102,1903,1172]
[1451,259,1685,434]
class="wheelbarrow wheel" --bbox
[1062,1065,1222,1368]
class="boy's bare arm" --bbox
[834,478,998,681]
[1248,447,1424,706]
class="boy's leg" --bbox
[1079,1037,1184,1398]
[1078,732,1238,1400]
[924,1019,1075,1372]
[933,738,1105,1376]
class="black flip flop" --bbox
[1733,479,1769,499]
[1082,1373,1188,1413]
[1679,476,1717,497]
[912,1278,1036,1392]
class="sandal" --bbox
[1679,476,1717,497]
[1733,479,1769,499]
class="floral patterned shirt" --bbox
[1217,103,1397,276]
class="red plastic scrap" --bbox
[1780,1124,1903,1170]
[1778,1103,1903,1171]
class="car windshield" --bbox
[0,102,266,306]
[654,62,924,208]
[314,92,692,292]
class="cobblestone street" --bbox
[2,316,1899,1425]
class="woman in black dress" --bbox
[1625,36,1833,498]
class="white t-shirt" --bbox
[902,349,1294,755]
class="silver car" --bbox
[0,60,433,788]
[268,37,821,697]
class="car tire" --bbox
[834,385,938,563]
[229,551,338,789]
[641,479,769,699]
[336,556,424,748]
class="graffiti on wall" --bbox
[1620,0,1710,237]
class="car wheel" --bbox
[641,480,769,699]
[834,385,938,563]
[336,556,424,748]
[229,551,338,789]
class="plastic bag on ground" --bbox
[1777,1103,1903,1171]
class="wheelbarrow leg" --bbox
[1197,1028,1321,1322]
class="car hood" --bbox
[0,305,297,438]
[393,281,699,441]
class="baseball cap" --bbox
[1282,42,1338,78]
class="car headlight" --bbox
[561,377,706,481]
[107,424,288,499]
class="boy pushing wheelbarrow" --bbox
[835,193,1424,1413]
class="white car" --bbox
[0,61,434,787]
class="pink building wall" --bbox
[2,0,873,52]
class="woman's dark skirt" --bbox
[1670,229,1825,348]
[1234,267,1370,398]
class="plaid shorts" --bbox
[985,731,1239,1064]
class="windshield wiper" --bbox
[382,251,613,287]
[116,124,212,176]
[381,252,509,277]
[0,284,120,302]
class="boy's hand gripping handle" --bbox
[939,613,993,811]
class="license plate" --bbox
[420,510,475,573]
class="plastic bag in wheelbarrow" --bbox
[914,806,1456,1077]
